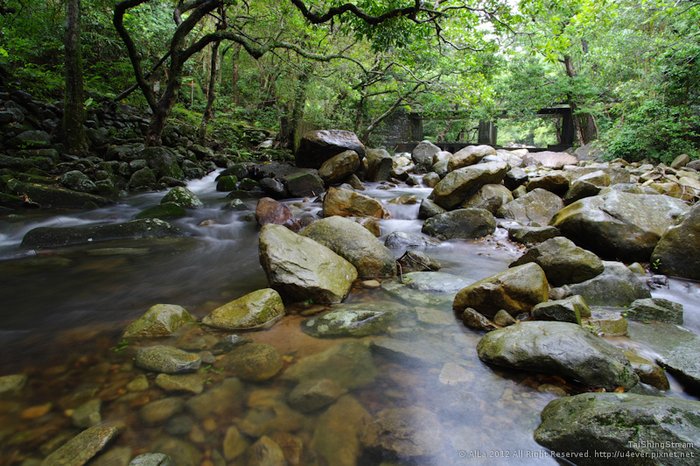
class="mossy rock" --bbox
[136,202,187,220]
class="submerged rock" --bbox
[0,373,27,395]
[155,373,205,394]
[123,304,196,338]
[311,395,371,466]
[323,187,389,219]
[135,202,187,220]
[40,424,120,466]
[401,271,471,294]
[287,378,347,413]
[129,453,174,466]
[134,345,201,374]
[218,342,282,382]
[477,321,639,390]
[303,305,394,338]
[362,407,444,458]
[651,202,700,280]
[202,288,285,331]
[422,208,496,240]
[534,393,700,465]
[246,436,286,466]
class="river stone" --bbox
[296,130,366,168]
[552,191,689,262]
[626,298,683,325]
[186,378,244,419]
[218,342,282,382]
[364,148,393,182]
[40,425,120,466]
[362,407,444,458]
[532,295,590,324]
[222,426,248,461]
[412,140,440,168]
[123,304,196,338]
[281,169,325,197]
[461,184,513,214]
[134,345,201,374]
[288,378,347,413]
[21,219,180,249]
[477,321,639,390]
[135,202,187,220]
[202,288,285,331]
[259,224,357,304]
[8,180,113,208]
[0,373,27,395]
[246,436,286,466]
[498,188,564,227]
[303,305,394,338]
[255,197,294,228]
[563,178,602,204]
[61,170,97,193]
[140,397,185,425]
[311,395,371,466]
[301,216,395,278]
[526,173,570,195]
[510,237,604,286]
[554,261,651,307]
[72,399,101,428]
[522,151,578,169]
[129,453,174,466]
[534,393,700,465]
[493,309,517,327]
[151,437,201,466]
[422,208,496,240]
[282,342,377,390]
[318,150,361,184]
[401,271,471,294]
[397,250,441,273]
[90,447,132,466]
[453,263,549,319]
[462,308,497,331]
[323,187,389,219]
[155,373,204,394]
[430,160,509,209]
[160,187,202,209]
[418,198,446,219]
[624,351,670,390]
[507,225,560,245]
[447,145,496,171]
[585,308,629,336]
[384,231,439,250]
[651,203,700,280]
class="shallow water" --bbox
[0,174,698,465]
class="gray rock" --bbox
[303,304,394,338]
[61,170,98,193]
[140,398,185,425]
[522,151,577,169]
[258,224,358,304]
[288,378,346,413]
[498,188,564,226]
[144,147,184,180]
[534,393,700,465]
[555,261,651,307]
[384,231,439,250]
[412,140,441,168]
[397,250,441,272]
[651,203,700,280]
[160,187,202,209]
[362,407,444,458]
[40,425,120,466]
[585,308,629,337]
[422,208,496,240]
[477,321,639,390]
[282,169,325,197]
[462,308,497,331]
[319,150,361,184]
[296,130,365,168]
[526,173,570,195]
[626,298,683,325]
[202,288,285,330]
[129,453,175,466]
[430,161,509,209]
[134,345,201,374]
[123,304,196,338]
[670,153,691,169]
[461,184,513,213]
[447,145,496,171]
[217,342,282,382]
[507,225,560,245]
[364,148,393,182]
[401,271,471,294]
[532,295,590,324]
[128,167,157,191]
[493,309,517,327]
[72,399,101,428]
[418,198,447,220]
[323,187,389,218]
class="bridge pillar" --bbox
[478,120,497,145]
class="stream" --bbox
[1,171,699,465]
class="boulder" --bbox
[296,130,365,168]
[507,225,560,245]
[362,407,444,458]
[160,187,202,209]
[364,148,393,182]
[323,187,389,219]
[135,203,187,220]
[9,181,112,208]
[21,219,180,249]
[553,261,651,307]
[422,208,496,240]
[301,216,395,278]
[123,304,196,338]
[477,321,639,390]
[145,146,184,180]
[651,203,700,280]
[216,175,238,192]
[318,150,361,184]
[670,153,691,169]
[532,295,590,324]
[462,308,497,331]
[281,169,325,197]
[397,250,441,273]
[384,231,439,251]
[526,173,570,195]
[534,393,700,465]
[418,198,446,219]
[461,183,514,214]
[217,342,282,382]
[202,288,285,330]
[61,170,98,193]
[510,237,604,286]
[412,140,441,168]
[453,263,549,319]
[134,346,201,374]
[447,145,496,171]
[128,168,157,191]
[302,305,394,338]
[522,151,578,169]
[552,191,689,262]
[40,425,120,466]
[626,298,683,325]
[430,160,509,209]
[498,188,564,226]
[258,224,357,303]
[255,197,294,228]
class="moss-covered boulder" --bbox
[40,424,120,466]
[626,298,683,325]
[217,342,282,382]
[134,345,201,374]
[135,202,187,220]
[123,304,196,338]
[160,187,202,209]
[202,288,285,330]
[531,295,590,324]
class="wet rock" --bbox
[430,160,509,209]
[296,130,365,168]
[418,198,446,220]
[288,378,346,413]
[532,295,590,324]
[624,351,670,390]
[397,250,441,272]
[151,437,201,466]
[145,147,184,180]
[203,288,285,331]
[123,304,196,338]
[282,342,377,390]
[534,393,700,465]
[461,183,513,214]
[223,426,248,461]
[526,173,570,195]
[9,181,112,208]
[134,345,201,374]
[268,432,303,466]
[259,224,358,304]
[510,237,604,286]
[301,215,396,278]
[128,168,157,191]
[0,374,27,395]
[259,177,287,198]
[362,407,444,458]
[563,178,602,204]
[319,150,361,185]
[10,130,51,149]
[498,188,564,227]
[61,170,97,193]
[186,378,244,419]
[522,151,577,169]
[255,198,294,228]
[552,191,689,262]
[90,446,132,466]
[422,208,496,240]
[364,148,393,182]
[282,169,325,198]
[126,374,149,392]
[72,399,101,428]
[462,308,497,331]
[323,187,389,219]
[453,263,549,319]
[585,308,628,336]
[22,219,180,249]
[651,203,700,280]
[439,362,474,385]
[135,202,186,220]
[311,395,371,466]
[412,140,441,169]
[154,374,204,394]
[554,261,650,307]
[160,187,202,209]
[416,307,453,326]
[423,172,441,187]
[40,424,120,466]
[670,153,691,169]
[384,231,438,251]
[302,303,395,338]
[140,398,185,425]
[129,453,174,466]
[246,436,286,466]
[493,309,517,327]
[626,298,683,325]
[401,271,471,294]
[216,175,238,192]
[507,225,560,245]
[447,145,496,171]
[477,321,639,390]
[218,342,282,382]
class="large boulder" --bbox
[651,203,700,280]
[510,237,604,286]
[461,184,513,214]
[8,181,112,209]
[123,304,196,338]
[318,150,361,185]
[553,261,650,307]
[60,170,98,193]
[498,188,564,226]
[363,148,393,182]
[161,187,202,209]
[535,393,700,465]
[552,191,689,262]
[281,169,325,198]
[429,161,509,210]
[477,321,639,390]
[421,208,496,240]
[323,187,389,219]
[258,224,357,303]
[453,263,549,319]
[301,216,395,278]
[522,151,578,169]
[412,140,441,169]
[296,130,365,168]
[255,197,295,228]
[447,145,496,171]
[202,288,285,330]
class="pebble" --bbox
[21,402,52,419]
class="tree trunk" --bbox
[563,55,598,145]
[199,40,220,143]
[63,0,87,154]
[145,58,184,146]
[287,63,312,151]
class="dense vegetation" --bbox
[0,0,697,162]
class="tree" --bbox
[63,0,88,153]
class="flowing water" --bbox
[0,173,698,465]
